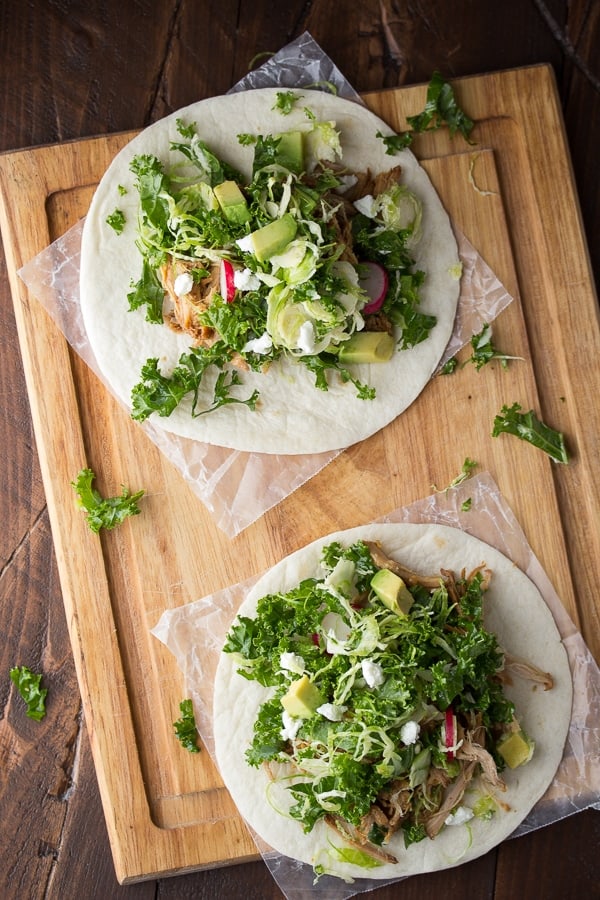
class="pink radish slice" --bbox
[444,708,457,759]
[220,259,236,302]
[359,261,388,314]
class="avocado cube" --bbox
[249,212,297,262]
[497,729,535,768]
[371,568,414,616]
[213,180,251,225]
[338,332,395,364]
[275,131,304,173]
[281,674,323,718]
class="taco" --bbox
[213,523,571,881]
[80,89,461,454]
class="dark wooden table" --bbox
[1,3,599,898]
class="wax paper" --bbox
[151,471,600,899]
[18,33,512,537]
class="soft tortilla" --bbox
[80,89,460,454]
[213,523,572,880]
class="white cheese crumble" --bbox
[361,659,385,689]
[400,720,420,745]
[334,174,358,193]
[235,234,254,253]
[297,321,317,354]
[445,806,474,827]
[280,711,302,742]
[279,652,305,674]
[242,332,273,355]
[353,194,377,218]
[317,703,347,722]
[173,272,194,297]
[233,267,261,292]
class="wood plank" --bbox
[0,67,598,884]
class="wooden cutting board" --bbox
[0,65,598,883]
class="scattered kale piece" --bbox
[272,90,300,114]
[71,468,145,533]
[106,208,126,234]
[378,71,474,152]
[173,699,200,753]
[492,403,569,464]
[10,666,47,720]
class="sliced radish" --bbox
[444,708,457,759]
[358,261,389,314]
[220,259,236,302]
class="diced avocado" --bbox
[338,331,395,364]
[249,212,297,263]
[281,674,323,718]
[213,180,251,225]
[497,729,535,768]
[371,568,414,616]
[275,131,304,173]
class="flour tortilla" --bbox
[80,89,460,454]
[213,523,572,880]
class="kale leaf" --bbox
[71,468,144,533]
[492,402,569,464]
[10,665,48,720]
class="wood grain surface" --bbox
[1,3,599,899]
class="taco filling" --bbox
[126,111,432,422]
[213,524,571,880]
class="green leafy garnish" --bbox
[273,90,300,114]
[131,349,260,422]
[440,324,520,374]
[433,457,477,492]
[106,208,126,234]
[117,184,127,196]
[461,497,473,512]
[439,356,459,375]
[402,821,428,847]
[376,130,413,154]
[71,468,145,532]
[173,699,200,753]
[407,70,474,140]
[127,259,165,323]
[380,71,474,152]
[175,117,197,139]
[492,403,569,463]
[468,323,521,370]
[10,666,47,720]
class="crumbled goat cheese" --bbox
[242,332,273,355]
[234,268,261,292]
[173,272,194,297]
[361,659,385,689]
[235,234,254,253]
[353,194,377,218]
[280,711,302,742]
[317,703,347,722]
[279,652,305,674]
[445,806,474,827]
[297,321,317,354]
[400,720,420,745]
